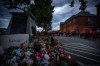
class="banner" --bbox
[0,34,29,48]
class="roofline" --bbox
[64,14,96,24]
[10,12,36,21]
[10,12,28,15]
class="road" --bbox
[54,36,100,65]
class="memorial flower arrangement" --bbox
[0,37,78,66]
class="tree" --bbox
[70,0,88,11]
[1,0,54,31]
[29,0,54,31]
[1,0,30,9]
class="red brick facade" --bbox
[60,11,96,34]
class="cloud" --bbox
[36,27,43,32]
[87,7,96,14]
[0,18,10,28]
[52,0,70,7]
[52,3,80,30]
[0,4,10,16]
[52,25,59,30]
[53,4,70,15]
[0,0,100,31]
[87,0,100,7]
[52,0,100,30]
[0,4,11,28]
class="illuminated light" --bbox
[68,55,71,59]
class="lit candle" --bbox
[68,55,71,60]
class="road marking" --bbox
[63,45,100,54]
[55,37,100,64]
[65,51,100,63]
[64,47,100,57]
[79,43,100,52]
[63,44,100,53]
[62,42,100,52]
[76,61,85,66]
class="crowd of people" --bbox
[56,29,100,40]
[0,37,78,66]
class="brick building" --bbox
[60,11,96,34]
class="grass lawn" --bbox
[38,35,51,39]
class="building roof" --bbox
[65,11,96,23]
[10,12,36,20]
[60,22,64,25]
[65,15,75,23]
[10,12,28,15]
[76,11,95,16]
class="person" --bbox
[0,46,4,66]
[91,30,97,40]
[80,30,84,38]
[50,36,54,47]
[97,29,100,38]
[51,36,54,42]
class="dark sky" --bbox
[52,0,100,30]
[0,0,100,30]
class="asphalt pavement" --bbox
[54,36,100,65]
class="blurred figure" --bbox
[97,29,100,38]
[80,30,84,38]
[91,30,97,40]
